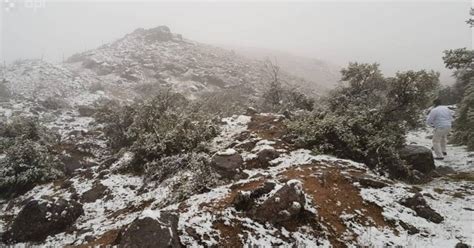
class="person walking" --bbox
[426,99,454,160]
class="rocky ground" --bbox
[0,111,472,247]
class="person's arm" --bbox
[426,109,436,127]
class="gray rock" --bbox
[256,148,280,165]
[400,193,444,223]
[211,151,243,178]
[81,182,109,203]
[118,212,181,248]
[252,181,305,224]
[400,145,435,174]
[2,199,83,243]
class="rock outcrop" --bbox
[2,199,83,243]
[211,149,244,178]
[399,145,435,174]
[400,193,444,223]
[117,212,181,248]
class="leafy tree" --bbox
[443,48,474,150]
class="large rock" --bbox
[211,149,243,178]
[399,145,435,174]
[252,180,306,224]
[118,212,181,248]
[2,199,83,243]
[81,182,109,203]
[232,182,276,211]
[256,148,280,165]
[400,193,444,223]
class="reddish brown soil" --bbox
[70,229,120,248]
[280,165,393,247]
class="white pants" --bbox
[433,127,450,158]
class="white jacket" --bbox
[426,106,454,128]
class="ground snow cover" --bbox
[355,128,474,247]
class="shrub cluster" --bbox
[259,59,315,113]
[0,117,63,198]
[0,79,11,100]
[144,152,219,204]
[95,90,219,173]
[288,63,439,178]
[443,48,474,150]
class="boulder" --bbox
[399,145,435,174]
[232,182,276,211]
[353,175,389,189]
[256,148,280,165]
[117,212,181,248]
[400,193,444,223]
[252,180,305,224]
[81,182,109,203]
[455,242,471,248]
[3,199,83,243]
[211,149,243,178]
[246,107,258,115]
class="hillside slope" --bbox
[0,112,472,247]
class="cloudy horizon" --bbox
[1,0,472,84]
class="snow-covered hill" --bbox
[2,25,325,106]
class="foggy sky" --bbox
[1,1,472,84]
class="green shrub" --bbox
[0,117,63,198]
[39,97,67,110]
[95,90,219,173]
[442,48,474,150]
[145,152,219,204]
[288,63,439,179]
[451,79,474,150]
[192,85,256,117]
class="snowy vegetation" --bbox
[442,48,474,150]
[95,90,219,173]
[0,117,63,198]
[287,63,440,179]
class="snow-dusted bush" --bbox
[192,85,256,117]
[145,153,219,204]
[0,117,63,198]
[288,109,405,177]
[88,82,105,93]
[95,90,219,173]
[39,97,67,110]
[260,60,314,113]
[0,79,11,100]
[94,99,136,150]
[443,48,474,150]
[288,63,439,179]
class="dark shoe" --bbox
[434,157,444,160]
[443,152,447,156]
